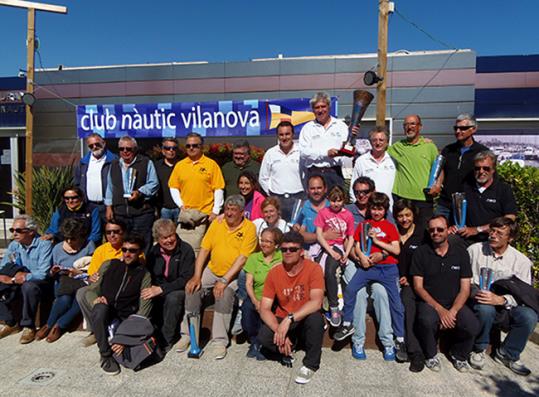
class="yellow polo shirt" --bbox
[87,242,145,275]
[168,154,225,215]
[201,218,257,277]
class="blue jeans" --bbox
[241,297,261,344]
[236,270,247,301]
[352,283,393,348]
[160,207,180,223]
[473,303,538,360]
[47,292,81,330]
[342,264,404,338]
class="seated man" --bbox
[410,215,479,373]
[0,215,52,344]
[143,219,195,351]
[85,235,152,375]
[179,195,257,359]
[468,217,537,376]
[257,231,325,385]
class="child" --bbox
[314,186,355,327]
[335,192,405,359]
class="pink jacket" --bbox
[248,191,265,221]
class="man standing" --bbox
[259,121,304,222]
[349,127,396,207]
[105,135,158,253]
[169,133,225,252]
[74,133,117,221]
[221,141,260,197]
[257,231,325,384]
[179,196,257,359]
[85,235,152,375]
[468,217,536,376]
[155,138,180,222]
[0,215,53,344]
[299,92,349,189]
[436,113,488,218]
[143,219,195,351]
[410,215,479,372]
[451,151,517,243]
[388,115,439,230]
[292,175,329,255]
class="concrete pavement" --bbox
[0,330,538,396]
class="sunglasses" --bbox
[354,189,371,196]
[64,195,80,201]
[428,227,446,233]
[119,146,134,152]
[162,146,177,151]
[121,247,140,253]
[105,229,122,235]
[9,227,29,234]
[88,143,103,150]
[281,246,301,253]
[474,166,492,172]
[185,144,201,149]
[453,125,475,131]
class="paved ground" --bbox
[0,331,538,396]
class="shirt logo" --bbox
[450,265,460,271]
[283,284,305,301]
[486,198,496,203]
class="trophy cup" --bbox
[359,223,372,256]
[123,168,137,199]
[424,155,445,195]
[287,198,305,228]
[339,90,374,157]
[479,267,494,290]
[452,192,467,229]
[187,312,203,358]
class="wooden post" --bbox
[376,0,389,127]
[24,7,35,214]
[0,1,67,215]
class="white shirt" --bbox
[86,154,106,202]
[468,241,532,308]
[298,116,349,168]
[349,151,396,206]
[253,218,290,238]
[258,143,303,195]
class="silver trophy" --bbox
[452,192,467,229]
[479,267,494,290]
[123,168,137,199]
[288,198,305,228]
[359,223,372,256]
[424,155,445,194]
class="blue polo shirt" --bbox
[0,236,53,281]
[293,199,329,233]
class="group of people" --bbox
[0,91,536,385]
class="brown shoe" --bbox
[34,325,50,341]
[0,324,21,339]
[19,327,36,344]
[46,325,63,343]
[81,333,97,347]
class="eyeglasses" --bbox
[118,146,134,152]
[185,144,201,149]
[354,189,371,196]
[162,146,177,151]
[121,247,140,253]
[453,125,475,131]
[88,143,103,150]
[105,229,122,235]
[281,246,301,253]
[428,227,446,233]
[63,196,80,201]
[474,166,492,172]
[9,227,29,234]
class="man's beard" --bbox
[92,148,105,158]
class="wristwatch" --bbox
[476,225,486,233]
[287,313,295,324]
[218,276,228,285]
[11,277,16,284]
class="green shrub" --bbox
[497,162,539,286]
[6,166,74,234]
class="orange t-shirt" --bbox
[262,259,325,318]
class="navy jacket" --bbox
[74,150,117,202]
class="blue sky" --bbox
[1,0,538,77]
